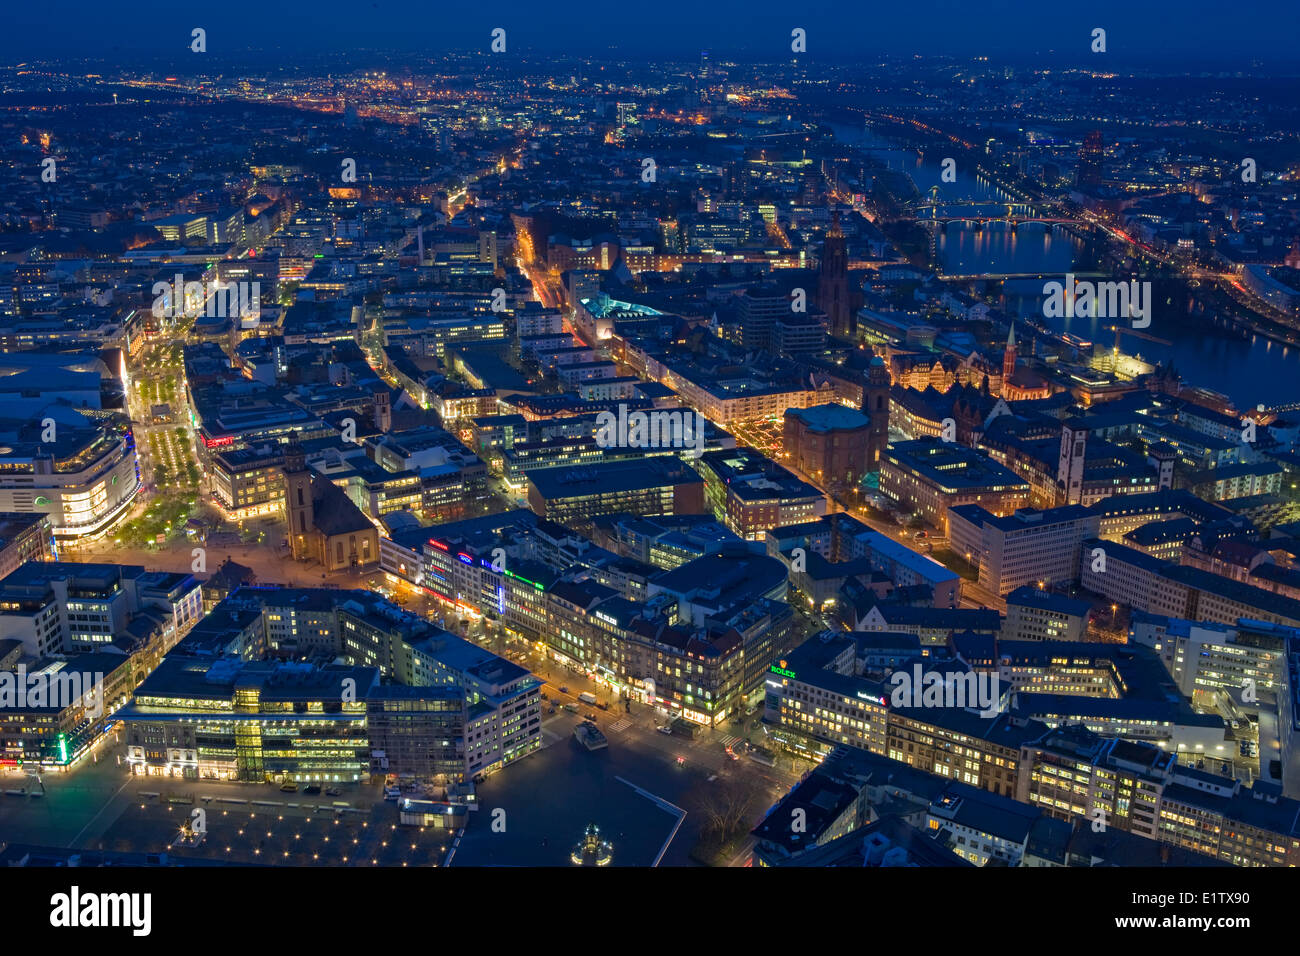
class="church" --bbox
[283,438,380,572]
[1001,324,1052,401]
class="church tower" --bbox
[373,386,392,432]
[818,212,852,339]
[283,435,315,560]
[1002,323,1018,388]
[862,353,892,468]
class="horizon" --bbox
[2,0,1298,64]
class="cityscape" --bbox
[0,1,1297,913]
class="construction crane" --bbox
[1103,324,1172,376]
[1110,324,1172,350]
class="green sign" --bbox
[769,665,797,679]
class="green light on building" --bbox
[56,733,68,765]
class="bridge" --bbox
[908,200,1079,226]
[919,215,1081,226]
[905,194,1081,227]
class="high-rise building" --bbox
[1078,130,1104,189]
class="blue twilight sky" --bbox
[1,0,1297,64]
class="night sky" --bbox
[2,0,1296,63]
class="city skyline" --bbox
[0,8,1296,926]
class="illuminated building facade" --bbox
[0,415,139,540]
[210,444,286,519]
[121,657,375,782]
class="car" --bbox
[559,686,569,694]
[279,782,299,793]
[584,712,598,721]
[657,725,673,735]
[915,530,929,539]
[302,784,322,795]
[540,692,549,701]
[325,787,341,797]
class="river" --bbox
[830,120,1300,410]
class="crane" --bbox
[1110,324,1172,350]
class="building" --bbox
[0,562,202,658]
[0,412,139,540]
[768,513,961,611]
[1128,612,1288,703]
[948,504,1098,595]
[763,632,1041,799]
[526,457,705,527]
[928,782,1044,866]
[783,404,871,491]
[121,657,375,782]
[862,354,892,471]
[122,586,543,782]
[0,652,135,770]
[365,684,464,782]
[1002,586,1091,642]
[589,512,740,570]
[817,214,853,338]
[695,448,826,541]
[881,438,1031,534]
[1019,725,1300,867]
[210,444,287,520]
[284,440,379,571]
[1081,539,1300,629]
[0,514,55,581]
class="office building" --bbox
[696,448,825,541]
[881,439,1030,534]
[527,458,705,527]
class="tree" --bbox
[696,777,760,846]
